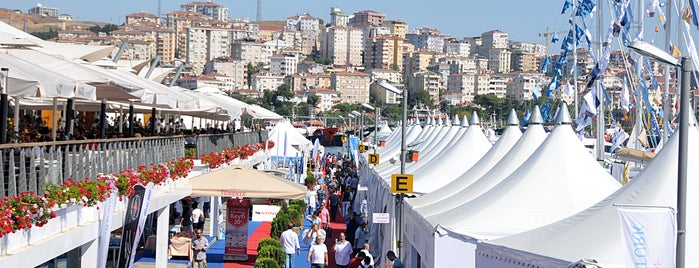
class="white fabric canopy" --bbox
[478,126,699,267]
[268,120,312,159]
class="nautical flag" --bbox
[609,126,629,153]
[563,79,575,97]
[540,56,551,73]
[576,0,597,17]
[540,102,552,121]
[521,109,531,126]
[551,32,560,43]
[561,0,574,14]
[532,83,542,101]
[621,77,631,114]
[617,206,676,268]
[546,77,559,99]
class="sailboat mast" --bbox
[573,0,579,119]
[595,0,605,161]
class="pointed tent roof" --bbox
[480,125,699,267]
[429,105,621,240]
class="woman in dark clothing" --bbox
[180,204,192,233]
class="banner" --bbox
[97,189,118,268]
[617,206,676,268]
[117,183,154,268]
[224,198,250,261]
[251,205,281,222]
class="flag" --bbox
[551,32,560,43]
[684,3,694,25]
[546,77,559,99]
[621,77,631,114]
[533,83,542,102]
[609,126,629,153]
[117,183,155,268]
[521,109,531,126]
[617,206,676,268]
[563,79,575,97]
[540,56,551,73]
[561,0,574,14]
[690,0,699,26]
[671,45,682,57]
[98,190,118,268]
[576,0,597,17]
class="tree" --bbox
[306,94,319,108]
[409,89,434,109]
[247,62,263,86]
[314,58,332,65]
[30,28,57,40]
[275,84,294,100]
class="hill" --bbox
[0,8,109,34]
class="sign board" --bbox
[391,174,413,194]
[373,213,391,224]
[368,154,380,164]
[357,184,368,191]
[342,136,348,143]
[224,199,250,261]
[358,144,366,152]
[252,205,281,222]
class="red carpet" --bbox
[223,222,271,268]
[324,208,348,268]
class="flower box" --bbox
[58,205,80,231]
[28,215,61,244]
[1,229,29,255]
[78,204,99,225]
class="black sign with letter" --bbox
[117,184,146,268]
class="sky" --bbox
[2,0,569,43]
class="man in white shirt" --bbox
[307,236,328,268]
[360,197,368,220]
[280,223,300,268]
[333,232,352,268]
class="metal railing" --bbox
[195,131,268,157]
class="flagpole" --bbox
[573,0,579,120]
[595,0,605,161]
[662,0,672,146]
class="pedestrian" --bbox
[348,251,366,268]
[280,223,300,268]
[320,201,330,232]
[360,197,368,220]
[353,222,366,256]
[192,229,209,268]
[341,186,353,217]
[191,202,204,231]
[386,250,404,268]
[360,243,374,266]
[302,223,326,246]
[180,201,192,233]
[329,190,340,222]
[307,236,328,268]
[333,232,352,268]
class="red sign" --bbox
[224,199,250,260]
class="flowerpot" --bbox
[78,205,99,225]
[2,229,29,254]
[28,216,61,244]
[58,205,80,231]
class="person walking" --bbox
[353,222,367,256]
[333,232,352,268]
[386,250,404,268]
[191,202,204,231]
[328,190,340,222]
[307,236,328,268]
[192,230,209,268]
[279,223,300,268]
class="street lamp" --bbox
[361,103,377,153]
[351,110,362,139]
[378,80,407,256]
[628,40,689,268]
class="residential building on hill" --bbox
[330,7,350,27]
[382,20,408,39]
[204,57,247,90]
[350,10,386,28]
[270,53,299,76]
[409,71,443,106]
[186,26,232,74]
[331,71,370,104]
[125,11,160,25]
[251,72,285,91]
[181,1,229,21]
[285,73,331,91]
[28,4,58,17]
[320,26,364,66]
[367,35,405,71]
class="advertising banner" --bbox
[224,198,250,261]
[617,206,676,268]
[97,190,118,268]
[252,205,281,222]
[117,182,154,268]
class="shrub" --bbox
[257,245,285,266]
[287,205,303,227]
[304,172,316,186]
[270,207,290,239]
[254,257,280,268]
[257,238,282,252]
[184,148,196,159]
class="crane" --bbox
[538,27,566,56]
[257,0,262,21]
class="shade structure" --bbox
[190,165,306,199]
[478,124,699,267]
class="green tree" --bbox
[30,28,57,40]
[314,58,332,65]
[306,94,320,108]
[409,89,434,109]
[247,62,263,86]
[276,84,294,100]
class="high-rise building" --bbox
[367,35,405,71]
[488,48,512,73]
[270,53,299,76]
[331,71,370,104]
[180,1,229,21]
[286,14,320,56]
[409,71,443,105]
[350,10,386,28]
[320,26,364,66]
[445,41,471,57]
[205,57,247,90]
[510,50,538,72]
[125,12,160,25]
[330,7,350,27]
[186,26,232,74]
[406,27,445,53]
[382,20,408,39]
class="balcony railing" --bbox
[0,130,267,199]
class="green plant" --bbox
[257,238,282,252]
[270,207,290,239]
[304,173,316,186]
[258,245,285,266]
[254,257,280,268]
[287,204,303,227]
[184,148,196,159]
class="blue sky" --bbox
[3,0,570,43]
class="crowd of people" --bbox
[281,152,403,268]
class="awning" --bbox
[190,165,306,199]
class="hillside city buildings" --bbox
[44,2,644,113]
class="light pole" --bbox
[628,40,689,268]
[378,81,407,256]
[351,110,362,142]
[362,103,376,153]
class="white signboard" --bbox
[357,184,368,191]
[373,213,391,224]
[252,205,281,222]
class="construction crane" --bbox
[257,0,262,21]
[538,27,566,56]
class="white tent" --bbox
[268,120,312,161]
[406,113,494,194]
[243,104,283,120]
[375,121,423,165]
[477,124,699,268]
[409,107,547,217]
[402,104,621,268]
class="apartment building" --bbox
[180,1,229,21]
[446,73,490,102]
[481,30,508,55]
[270,53,299,76]
[320,26,364,66]
[285,73,331,91]
[301,88,340,112]
[404,50,444,77]
[28,4,59,17]
[488,48,512,73]
[510,50,538,72]
[204,57,247,90]
[445,41,471,57]
[231,40,276,65]
[409,71,443,105]
[187,26,232,74]
[331,71,370,104]
[367,35,405,71]
[330,7,350,27]
[351,10,386,28]
[251,72,285,91]
[506,72,547,101]
[406,27,445,53]
[125,11,160,25]
[286,13,320,55]
[382,20,408,39]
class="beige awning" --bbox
[190,165,306,199]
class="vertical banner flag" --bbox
[117,182,155,268]
[98,189,118,268]
[224,198,251,261]
[349,136,359,167]
[617,206,676,268]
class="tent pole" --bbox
[0,68,8,144]
[52,97,57,142]
[118,105,123,134]
[13,96,19,142]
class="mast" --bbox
[662,0,672,146]
[573,0,579,119]
[595,0,605,161]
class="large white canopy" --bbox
[268,120,312,158]
[478,125,699,267]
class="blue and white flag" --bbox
[563,79,575,97]
[532,83,542,101]
[540,57,551,73]
[561,0,574,14]
[521,109,531,127]
[546,77,559,99]
[621,77,631,114]
[617,206,676,268]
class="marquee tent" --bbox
[477,120,699,268]
[375,121,423,165]
[401,104,621,268]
